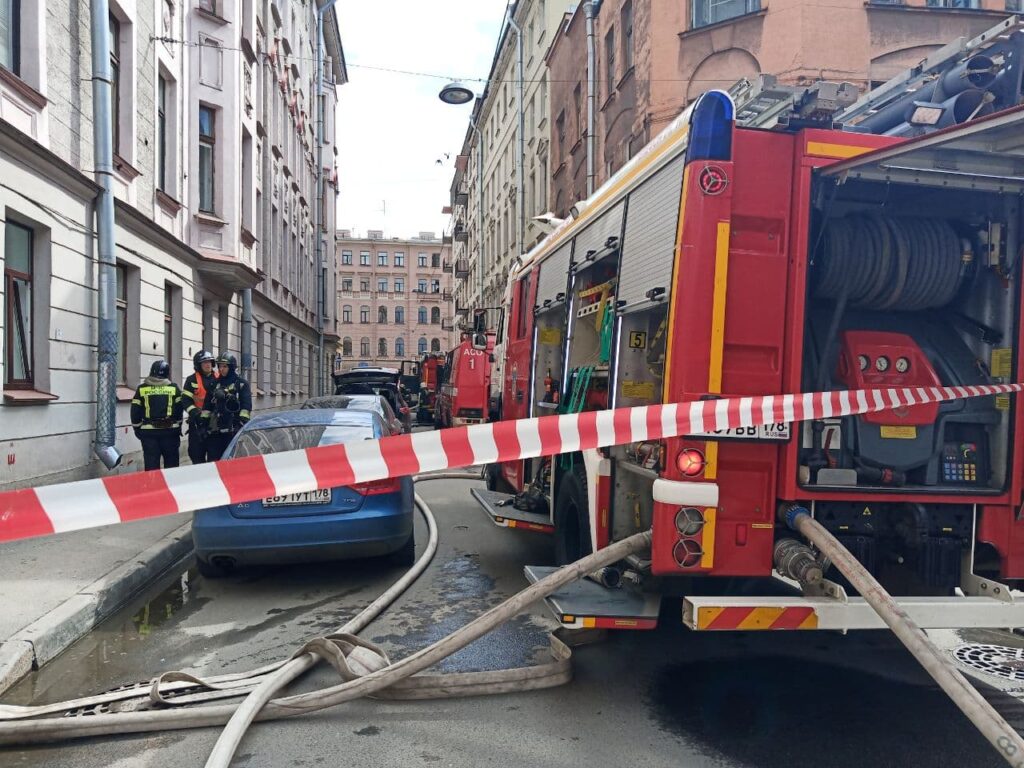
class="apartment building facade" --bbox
[547,0,1015,216]
[335,232,455,372]
[0,1,343,490]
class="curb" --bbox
[0,521,194,696]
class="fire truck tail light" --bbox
[676,448,706,477]
[673,538,704,568]
[675,507,705,536]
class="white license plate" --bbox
[691,423,791,441]
[263,489,332,506]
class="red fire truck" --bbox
[473,40,1024,632]
[436,333,495,428]
[416,353,444,425]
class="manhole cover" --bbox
[953,643,1024,680]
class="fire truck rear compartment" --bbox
[802,181,1019,497]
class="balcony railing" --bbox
[442,289,453,301]
[454,258,470,278]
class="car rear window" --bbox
[229,424,374,457]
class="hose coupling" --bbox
[774,538,824,586]
[779,503,811,531]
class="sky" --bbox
[333,0,510,240]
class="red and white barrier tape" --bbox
[0,384,1020,544]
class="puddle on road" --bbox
[646,655,1013,768]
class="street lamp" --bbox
[439,81,475,106]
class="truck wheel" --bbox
[554,465,593,566]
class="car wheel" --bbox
[554,465,593,566]
[196,556,229,579]
[387,532,416,567]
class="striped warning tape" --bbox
[0,384,1020,544]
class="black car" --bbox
[334,377,413,432]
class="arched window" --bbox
[378,338,388,357]
[360,337,370,357]
[378,306,387,324]
[431,307,441,324]
[395,306,405,324]
[395,337,405,357]
[342,305,352,324]
[431,338,441,352]
[418,306,427,324]
[342,337,352,356]
[418,337,428,355]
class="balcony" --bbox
[453,222,469,243]
[454,190,469,207]
[454,259,470,279]
[441,319,454,331]
[443,289,453,301]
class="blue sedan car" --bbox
[192,409,414,576]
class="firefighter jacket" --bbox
[130,376,184,433]
[204,371,252,434]
[181,370,219,414]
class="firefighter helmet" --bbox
[193,349,215,370]
[216,352,238,372]
[150,359,171,379]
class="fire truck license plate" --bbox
[691,424,791,441]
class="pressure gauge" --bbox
[875,356,890,373]
[895,357,910,374]
[858,354,870,371]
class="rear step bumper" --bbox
[525,565,661,630]
[470,488,554,533]
[684,595,1024,631]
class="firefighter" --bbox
[130,360,184,471]
[181,349,218,464]
[204,352,253,461]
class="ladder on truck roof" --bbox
[730,15,1024,131]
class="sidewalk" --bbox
[0,514,194,695]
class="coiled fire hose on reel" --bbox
[2,474,1024,768]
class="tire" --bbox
[196,556,228,579]
[553,464,593,566]
[387,532,416,567]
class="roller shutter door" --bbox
[617,154,686,310]
[535,242,572,308]
[570,202,625,266]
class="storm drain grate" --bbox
[953,643,1024,680]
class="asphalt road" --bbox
[3,475,1024,768]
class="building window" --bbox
[692,0,761,29]
[157,74,170,191]
[109,14,122,154]
[395,306,405,324]
[394,277,404,294]
[418,279,427,292]
[556,110,566,147]
[198,105,216,212]
[4,221,32,387]
[378,251,388,266]
[378,338,388,357]
[418,253,427,267]
[431,253,440,268]
[163,286,173,361]
[418,337,427,355]
[431,279,440,293]
[360,306,369,323]
[360,278,370,292]
[431,338,441,352]
[418,306,427,324]
[360,251,370,266]
[342,337,352,356]
[199,0,217,11]
[0,0,20,75]
[342,250,352,265]
[342,278,352,291]
[395,252,405,267]
[604,28,615,92]
[395,337,405,357]
[378,306,387,324]
[116,264,128,384]
[360,337,370,357]
[431,307,441,324]
[925,0,979,5]
[377,278,388,293]
[621,2,633,73]
[342,305,352,323]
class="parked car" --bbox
[192,409,415,576]
[334,379,413,432]
[301,394,405,434]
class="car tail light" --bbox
[350,477,402,495]
[676,448,706,477]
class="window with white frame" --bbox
[198,105,216,212]
[377,251,387,266]
[377,278,387,293]
[360,251,370,266]
[394,277,404,293]
[395,337,405,357]
[342,305,351,323]
[394,252,405,267]
[418,337,427,355]
[360,306,369,323]
[0,0,19,75]
[418,253,427,267]
[360,337,370,357]
[692,0,760,29]
[4,221,32,387]
[342,337,353,356]
[342,250,352,265]
[395,306,405,324]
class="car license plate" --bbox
[263,489,332,506]
[690,423,791,441]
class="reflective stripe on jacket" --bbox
[131,377,183,430]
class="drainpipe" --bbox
[585,1,597,196]
[506,11,526,273]
[90,0,121,470]
[240,289,253,377]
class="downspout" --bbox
[506,12,526,268]
[314,8,326,396]
[90,0,122,470]
[585,1,597,196]
[475,122,484,308]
